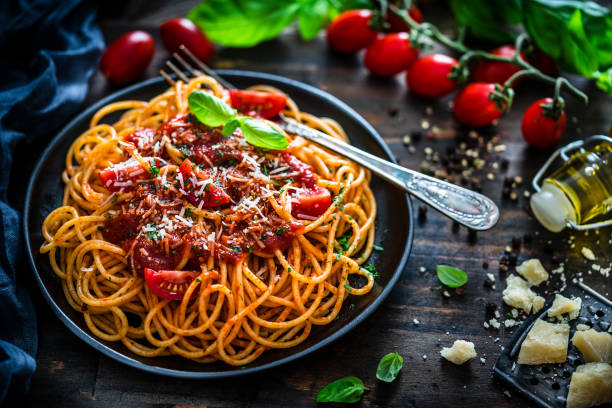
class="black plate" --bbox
[24,70,414,378]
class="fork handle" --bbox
[279,117,499,231]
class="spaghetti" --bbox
[41,75,377,365]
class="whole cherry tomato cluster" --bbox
[326,8,568,148]
[99,18,214,86]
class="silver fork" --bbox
[161,46,499,231]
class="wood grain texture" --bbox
[25,1,611,407]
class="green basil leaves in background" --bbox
[188,0,367,47]
[188,91,288,150]
[316,376,368,403]
[450,0,612,96]
[436,265,468,288]
[376,352,404,383]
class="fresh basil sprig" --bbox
[436,265,468,288]
[188,91,288,150]
[376,352,403,383]
[316,376,368,403]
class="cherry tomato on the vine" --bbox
[160,18,215,63]
[364,33,419,77]
[406,54,459,98]
[326,9,377,54]
[99,30,155,85]
[386,4,424,32]
[472,45,526,86]
[453,83,504,127]
[521,98,567,148]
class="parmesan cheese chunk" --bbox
[516,258,549,286]
[502,274,546,314]
[440,340,477,365]
[572,329,612,363]
[547,294,582,321]
[566,363,612,408]
[517,319,569,365]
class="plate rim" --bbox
[24,70,414,379]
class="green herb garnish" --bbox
[376,352,404,383]
[436,265,468,288]
[316,377,367,403]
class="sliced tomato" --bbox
[228,89,287,119]
[99,157,161,192]
[291,186,332,219]
[144,268,200,300]
[178,158,230,207]
[281,153,317,187]
[123,128,157,152]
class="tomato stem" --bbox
[387,4,589,105]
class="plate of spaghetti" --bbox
[25,70,413,377]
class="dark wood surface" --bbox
[24,2,612,407]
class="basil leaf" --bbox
[239,117,288,150]
[188,91,236,127]
[376,352,404,383]
[316,376,367,403]
[449,0,518,43]
[436,265,468,288]
[594,68,612,96]
[298,0,331,41]
[188,0,301,47]
[222,119,241,138]
[523,0,612,76]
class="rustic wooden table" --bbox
[25,1,611,407]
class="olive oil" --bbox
[530,142,612,232]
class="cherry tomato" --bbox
[521,98,567,148]
[472,45,526,86]
[386,4,424,32]
[178,158,231,207]
[99,157,162,192]
[99,30,155,85]
[160,18,215,63]
[326,9,377,54]
[364,33,419,77]
[406,54,459,98]
[453,83,504,127]
[291,186,332,219]
[144,268,200,300]
[529,48,559,77]
[228,89,287,119]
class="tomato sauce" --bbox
[101,113,331,274]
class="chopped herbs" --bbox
[373,244,384,251]
[275,227,287,235]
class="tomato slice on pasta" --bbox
[228,89,287,119]
[144,268,200,300]
[292,186,331,219]
[178,158,230,207]
[99,157,161,192]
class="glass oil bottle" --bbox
[530,136,612,232]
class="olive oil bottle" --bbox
[530,141,612,232]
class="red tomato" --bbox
[99,31,155,85]
[160,18,215,63]
[228,90,287,119]
[291,186,332,219]
[326,9,377,54]
[472,45,525,86]
[178,158,230,207]
[453,83,504,127]
[281,153,317,187]
[386,5,424,32]
[99,157,161,192]
[259,223,304,252]
[406,54,459,98]
[144,268,200,300]
[364,33,419,77]
[529,48,559,77]
[521,98,567,148]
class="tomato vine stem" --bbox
[387,3,589,106]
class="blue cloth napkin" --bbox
[0,0,103,403]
